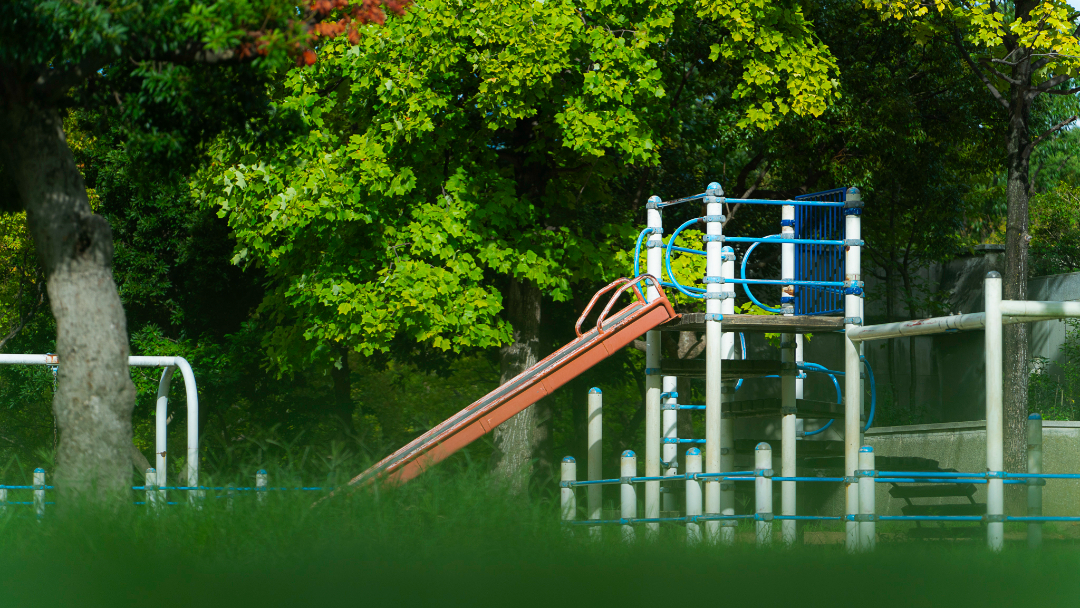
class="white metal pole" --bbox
[780,204,798,544]
[645,195,663,541]
[561,456,577,529]
[1027,413,1043,549]
[843,187,863,552]
[256,469,268,506]
[985,271,1004,551]
[858,446,876,551]
[588,387,602,538]
[685,447,702,545]
[621,450,637,543]
[704,182,725,544]
[755,442,773,546]
[155,366,174,501]
[662,376,678,514]
[720,245,737,545]
[33,467,44,520]
[0,487,6,511]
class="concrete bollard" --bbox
[561,456,577,530]
[621,450,637,543]
[755,443,773,546]
[1028,413,1043,549]
[685,447,702,545]
[256,469,268,506]
[858,446,876,551]
[33,468,45,520]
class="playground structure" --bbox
[0,354,201,500]
[557,183,1080,551]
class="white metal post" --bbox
[704,182,725,544]
[858,446,876,551]
[755,443,773,546]
[145,468,159,510]
[621,450,637,543]
[985,271,1004,551]
[1027,413,1043,549]
[645,196,663,541]
[685,447,702,545]
[256,469,268,505]
[662,375,678,513]
[33,467,44,520]
[780,204,798,547]
[843,187,863,552]
[561,456,577,529]
[587,387,602,538]
[720,245,737,545]
[0,487,6,511]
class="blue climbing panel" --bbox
[793,188,847,316]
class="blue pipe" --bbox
[740,237,785,313]
[664,217,709,299]
[725,236,847,246]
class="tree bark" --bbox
[491,277,550,493]
[0,103,136,501]
[1003,56,1034,484]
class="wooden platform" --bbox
[660,358,780,379]
[725,398,845,420]
[660,313,844,334]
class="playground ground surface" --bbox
[1,463,1077,608]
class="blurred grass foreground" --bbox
[0,460,1077,608]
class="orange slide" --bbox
[344,276,677,488]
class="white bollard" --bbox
[33,468,45,520]
[588,388,603,539]
[685,447,703,545]
[644,195,663,542]
[843,187,863,553]
[256,469,268,506]
[561,456,577,531]
[704,182,725,544]
[985,271,1004,552]
[226,483,235,512]
[1028,413,1043,549]
[621,450,637,543]
[145,468,159,510]
[858,446,876,551]
[0,486,6,511]
[755,443,773,546]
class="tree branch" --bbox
[1031,73,1072,95]
[1025,115,1078,158]
[952,29,1009,110]
[977,58,1023,85]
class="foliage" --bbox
[1030,184,1080,277]
[1028,319,1080,420]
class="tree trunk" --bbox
[329,343,357,437]
[1003,59,1034,487]
[0,103,136,501]
[491,278,550,493]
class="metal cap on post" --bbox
[985,271,1004,552]
[560,456,577,530]
[1027,413,1043,549]
[621,450,637,543]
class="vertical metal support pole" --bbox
[985,270,1004,552]
[843,187,863,552]
[755,443,773,546]
[644,196,663,541]
[0,487,6,511]
[256,469,268,506]
[145,468,159,510]
[561,456,577,529]
[1028,413,1044,549]
[587,388,603,539]
[719,245,737,546]
[796,335,805,437]
[662,376,678,513]
[704,182,725,544]
[685,447,702,545]
[621,450,637,543]
[780,204,798,547]
[858,446,876,551]
[155,366,175,503]
[33,468,44,520]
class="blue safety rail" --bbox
[793,188,846,316]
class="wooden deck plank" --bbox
[660,313,844,334]
[659,358,780,379]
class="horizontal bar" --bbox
[878,478,1026,485]
[773,477,845,482]
[726,198,846,208]
[774,515,843,521]
[669,245,707,256]
[724,278,845,287]
[724,236,845,246]
[877,516,985,522]
[999,300,1080,318]
[1005,473,1080,479]
[877,471,986,478]
[848,312,1063,343]
[1007,516,1080,522]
